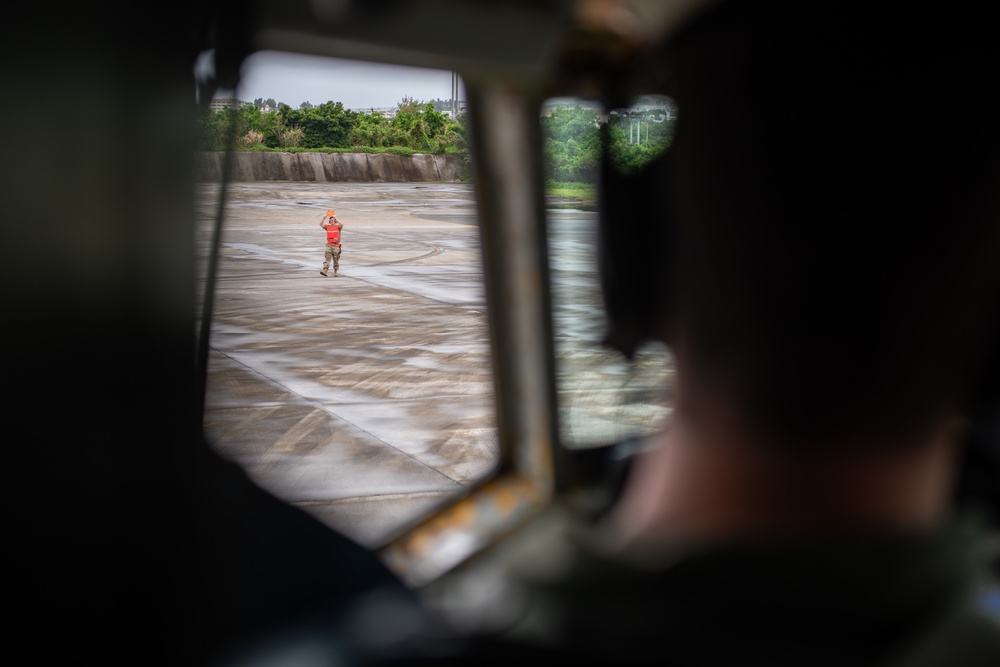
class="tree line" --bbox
[195,96,467,158]
[541,102,676,185]
[195,95,674,190]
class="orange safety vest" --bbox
[326,224,341,246]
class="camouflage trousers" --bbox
[323,243,342,272]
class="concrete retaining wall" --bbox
[195,151,463,183]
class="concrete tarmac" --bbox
[196,181,673,551]
[197,182,498,549]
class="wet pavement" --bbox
[196,181,673,550]
[198,182,499,548]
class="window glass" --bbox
[542,95,676,449]
[195,53,495,549]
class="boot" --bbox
[334,269,339,277]
[320,268,328,276]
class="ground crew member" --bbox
[320,209,343,277]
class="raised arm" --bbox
[321,209,336,229]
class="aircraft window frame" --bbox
[377,85,561,586]
[195,52,563,588]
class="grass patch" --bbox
[546,180,597,206]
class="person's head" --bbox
[600,0,1000,453]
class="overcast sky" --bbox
[206,50,465,111]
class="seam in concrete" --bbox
[210,345,465,485]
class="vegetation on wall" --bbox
[195,95,672,195]
[196,97,467,154]
[540,98,676,204]
[196,96,471,180]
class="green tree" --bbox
[256,110,288,148]
[194,106,233,150]
[196,95,469,161]
[422,102,447,136]
[541,106,601,183]
[350,111,391,148]
[386,99,459,153]
[237,103,262,131]
[390,99,430,150]
[540,103,675,181]
[429,98,452,112]
[396,96,422,115]
[283,100,356,149]
[194,105,259,151]
[436,113,467,156]
[605,110,674,174]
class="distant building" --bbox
[445,102,467,120]
[209,98,244,112]
[540,97,602,116]
[351,107,396,119]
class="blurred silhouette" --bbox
[390,0,1000,665]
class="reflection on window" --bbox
[543,95,675,449]
[606,94,677,175]
[195,53,496,550]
